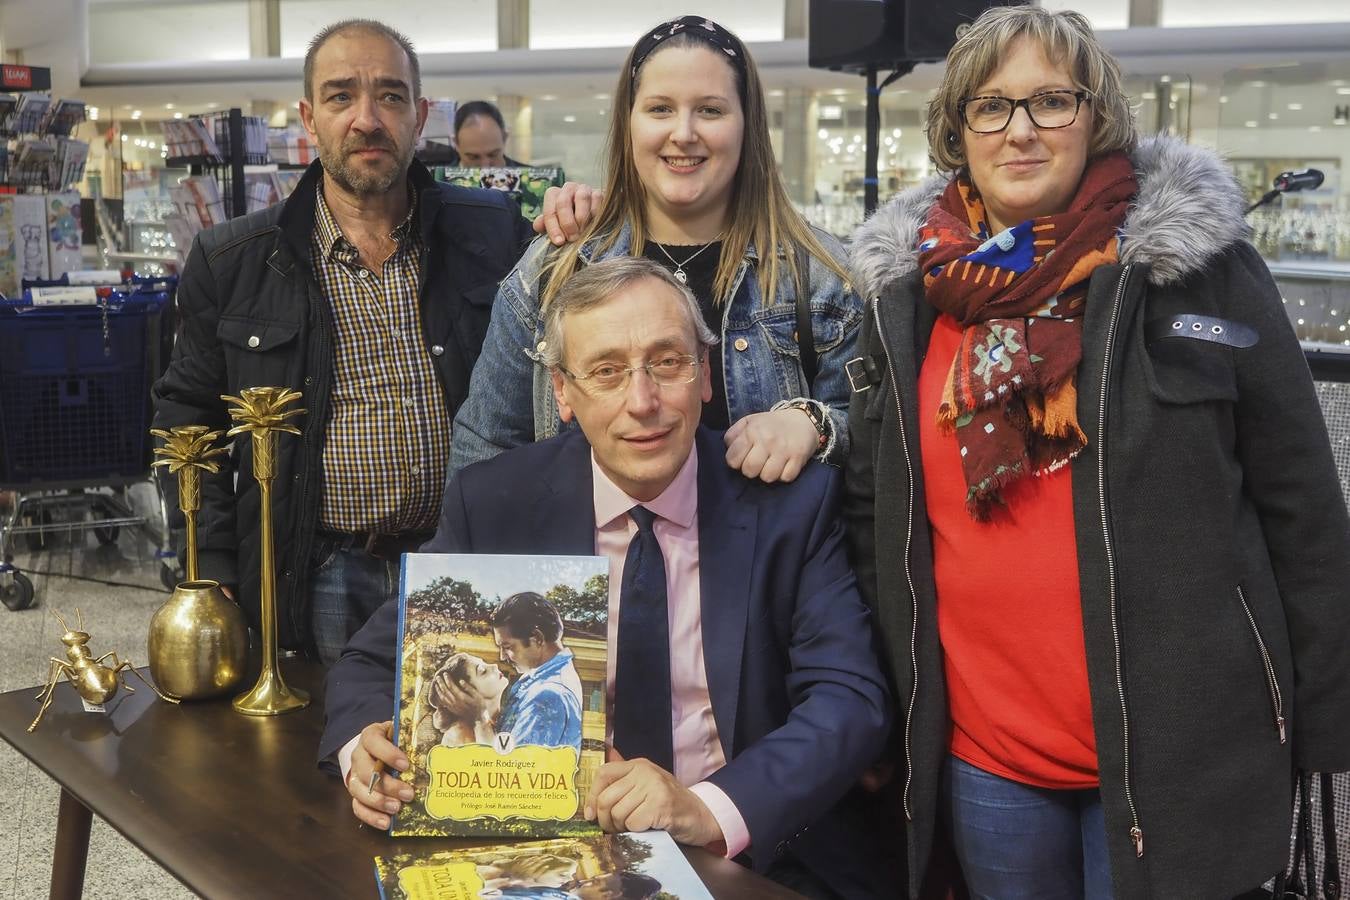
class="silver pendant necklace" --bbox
[653,236,721,284]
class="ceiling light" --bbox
[1338,87,1350,96]
[165,103,175,110]
[563,115,576,123]
[1288,102,1303,110]
[1268,113,1279,120]
[539,94,557,101]
[174,112,183,119]
[1141,92,1156,100]
[817,128,828,139]
[1219,96,1229,103]
[1159,75,1172,83]
[1248,80,1266,88]
[593,93,609,100]
[1245,120,1258,127]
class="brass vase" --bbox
[147,426,248,700]
[147,580,248,699]
[224,387,309,717]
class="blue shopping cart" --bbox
[0,277,176,610]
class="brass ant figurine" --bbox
[28,608,180,732]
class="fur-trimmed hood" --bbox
[848,135,1251,300]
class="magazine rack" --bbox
[164,108,267,220]
[0,66,88,193]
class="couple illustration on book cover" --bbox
[428,591,583,757]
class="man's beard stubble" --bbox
[318,132,415,196]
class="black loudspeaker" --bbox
[808,0,1026,72]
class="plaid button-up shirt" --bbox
[310,183,451,534]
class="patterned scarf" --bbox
[919,152,1137,519]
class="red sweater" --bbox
[918,314,1099,789]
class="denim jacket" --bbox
[450,224,863,473]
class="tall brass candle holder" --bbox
[151,426,228,582]
[147,426,248,700]
[224,387,309,716]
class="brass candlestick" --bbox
[151,425,229,581]
[224,387,309,717]
[147,426,248,700]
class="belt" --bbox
[315,529,434,560]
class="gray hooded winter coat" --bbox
[843,135,1350,899]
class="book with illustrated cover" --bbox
[0,196,18,299]
[392,553,609,838]
[13,194,48,282]
[46,191,82,278]
[374,831,713,900]
[433,167,565,220]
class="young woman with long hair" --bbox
[451,16,862,484]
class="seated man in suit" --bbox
[319,257,891,898]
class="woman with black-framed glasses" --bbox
[959,88,1093,133]
[845,5,1350,899]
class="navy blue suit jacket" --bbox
[320,428,891,891]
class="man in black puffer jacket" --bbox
[152,19,537,662]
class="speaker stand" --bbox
[864,62,917,217]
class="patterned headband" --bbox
[629,16,748,86]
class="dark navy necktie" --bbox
[612,505,675,773]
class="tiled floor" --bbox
[0,485,196,899]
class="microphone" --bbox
[1273,169,1325,192]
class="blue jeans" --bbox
[941,755,1114,900]
[308,536,400,666]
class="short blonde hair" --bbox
[926,6,1136,172]
[539,257,718,370]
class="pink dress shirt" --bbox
[592,450,752,859]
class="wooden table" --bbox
[0,659,802,899]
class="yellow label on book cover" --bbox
[424,743,580,822]
[395,860,484,900]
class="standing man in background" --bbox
[452,100,528,168]
[152,19,536,664]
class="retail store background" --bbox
[0,0,1348,896]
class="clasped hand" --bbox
[583,755,724,849]
[533,183,605,246]
[724,407,821,483]
[346,720,412,830]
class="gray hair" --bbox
[926,6,1136,172]
[304,19,422,101]
[538,256,718,370]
